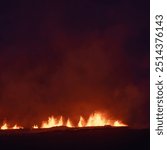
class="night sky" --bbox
[0,0,149,128]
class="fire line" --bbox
[0,112,127,130]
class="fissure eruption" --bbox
[0,112,127,130]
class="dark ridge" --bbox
[0,127,149,150]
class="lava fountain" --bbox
[1,112,127,130]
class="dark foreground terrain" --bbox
[0,126,149,150]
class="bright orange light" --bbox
[0,123,23,130]
[66,119,73,127]
[1,123,8,130]
[78,116,86,127]
[32,125,39,129]
[86,112,111,127]
[41,116,63,128]
[0,112,128,130]
[113,120,127,127]
[12,124,23,129]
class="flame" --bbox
[66,119,73,127]
[86,112,111,127]
[1,123,8,130]
[113,120,127,127]
[57,116,63,126]
[0,112,127,130]
[12,124,23,129]
[32,125,39,129]
[78,116,86,127]
[0,123,23,130]
[41,116,63,128]
[78,113,127,127]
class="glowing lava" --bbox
[41,116,63,128]
[113,120,127,127]
[66,119,73,127]
[32,125,39,129]
[0,123,23,130]
[39,112,127,128]
[78,116,86,127]
[86,112,111,127]
[1,123,8,130]
[0,112,127,130]
[12,124,23,129]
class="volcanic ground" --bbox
[0,126,149,150]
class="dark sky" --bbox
[0,0,149,128]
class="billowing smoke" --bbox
[0,0,149,128]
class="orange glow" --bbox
[66,119,73,127]
[12,124,23,129]
[86,112,111,127]
[113,120,127,127]
[0,122,23,130]
[0,112,127,130]
[32,125,39,129]
[1,123,8,130]
[41,116,63,128]
[78,116,86,127]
